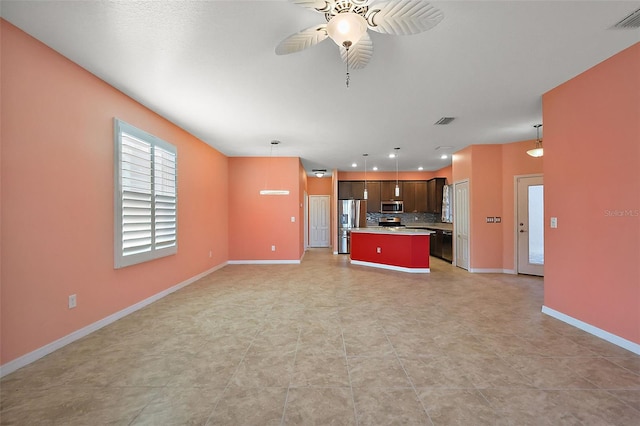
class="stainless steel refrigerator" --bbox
[338,200,366,254]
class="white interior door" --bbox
[309,195,331,247]
[516,175,544,276]
[454,181,469,270]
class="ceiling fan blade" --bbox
[275,24,329,55]
[289,0,332,13]
[340,32,373,70]
[365,0,443,35]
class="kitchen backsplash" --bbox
[367,212,440,225]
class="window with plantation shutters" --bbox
[114,119,177,268]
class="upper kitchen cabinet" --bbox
[338,181,365,200]
[426,178,446,214]
[403,181,428,213]
[364,181,381,213]
[380,181,402,201]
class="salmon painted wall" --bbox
[501,140,544,271]
[452,146,472,184]
[307,177,333,195]
[452,143,542,271]
[434,165,453,184]
[299,161,307,254]
[228,157,302,261]
[469,145,504,270]
[0,21,229,364]
[543,43,640,344]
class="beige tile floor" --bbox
[1,249,639,425]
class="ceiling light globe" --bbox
[527,148,544,157]
[326,12,368,47]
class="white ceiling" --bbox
[2,0,639,174]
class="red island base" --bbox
[350,230,431,273]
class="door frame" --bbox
[453,179,470,270]
[513,174,543,275]
[308,195,331,248]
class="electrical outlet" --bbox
[376,247,381,254]
[271,245,276,251]
[550,217,558,228]
[291,216,295,223]
[209,250,212,258]
[68,294,77,309]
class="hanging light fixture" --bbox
[527,124,544,157]
[363,154,368,200]
[394,147,400,197]
[260,140,290,195]
[326,11,367,88]
[326,12,368,48]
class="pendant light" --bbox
[363,154,368,200]
[260,140,290,195]
[527,124,544,157]
[394,147,400,197]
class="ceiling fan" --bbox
[276,0,444,85]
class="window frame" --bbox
[114,118,177,268]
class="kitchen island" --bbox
[350,227,433,273]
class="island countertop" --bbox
[351,227,434,236]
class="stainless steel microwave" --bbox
[381,200,403,213]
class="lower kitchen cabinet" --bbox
[430,231,442,257]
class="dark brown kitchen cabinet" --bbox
[338,181,365,199]
[380,181,402,201]
[430,230,442,257]
[402,181,427,213]
[364,181,381,213]
[426,178,446,214]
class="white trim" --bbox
[228,259,301,265]
[468,268,504,273]
[0,263,227,378]
[514,173,544,276]
[542,306,640,355]
[502,269,517,275]
[350,259,430,274]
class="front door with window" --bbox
[517,175,544,276]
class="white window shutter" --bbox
[114,119,177,268]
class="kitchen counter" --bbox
[350,228,431,273]
[351,227,433,236]
[405,222,453,231]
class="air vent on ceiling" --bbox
[434,117,455,125]
[612,7,640,29]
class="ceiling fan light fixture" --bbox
[326,12,367,48]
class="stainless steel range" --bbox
[378,217,405,227]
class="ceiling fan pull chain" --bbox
[343,40,352,88]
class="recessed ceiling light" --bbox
[389,153,395,158]
[351,162,357,168]
[373,166,378,171]
[440,154,448,159]
[418,166,424,171]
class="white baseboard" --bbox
[468,268,505,273]
[350,260,430,274]
[502,269,517,275]
[228,259,301,265]
[0,262,227,378]
[542,305,640,355]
